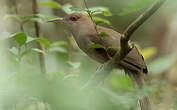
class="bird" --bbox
[48,13,151,110]
[48,13,148,74]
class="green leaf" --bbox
[62,4,86,14]
[25,37,51,49]
[92,17,111,25]
[49,47,68,53]
[119,0,158,16]
[103,11,112,16]
[20,14,42,23]
[51,41,68,47]
[89,44,104,50]
[35,38,50,49]
[70,6,84,12]
[67,61,81,69]
[12,33,27,46]
[23,17,43,23]
[100,32,110,37]
[110,74,133,89]
[63,4,110,16]
[86,10,92,15]
[38,1,61,9]
[88,7,109,15]
[107,46,120,51]
[26,36,36,43]
[62,4,76,14]
[142,47,157,60]
[23,14,59,23]
[20,48,45,58]
[148,54,177,74]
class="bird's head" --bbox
[48,13,95,36]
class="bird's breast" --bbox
[73,34,108,63]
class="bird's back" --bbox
[92,26,148,73]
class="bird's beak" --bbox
[47,18,65,23]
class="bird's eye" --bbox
[69,15,79,21]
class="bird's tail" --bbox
[126,70,152,110]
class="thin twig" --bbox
[32,0,46,73]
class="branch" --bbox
[82,0,167,88]
[113,0,167,67]
[32,0,46,73]
[123,0,166,40]
[82,0,166,109]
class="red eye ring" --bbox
[69,15,79,21]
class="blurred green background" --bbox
[0,0,177,110]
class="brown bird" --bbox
[48,13,147,74]
[48,13,151,110]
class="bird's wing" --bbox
[90,26,148,73]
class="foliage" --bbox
[119,0,159,16]
[89,44,104,50]
[0,0,176,110]
[148,54,177,74]
[12,32,27,47]
[38,1,61,9]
